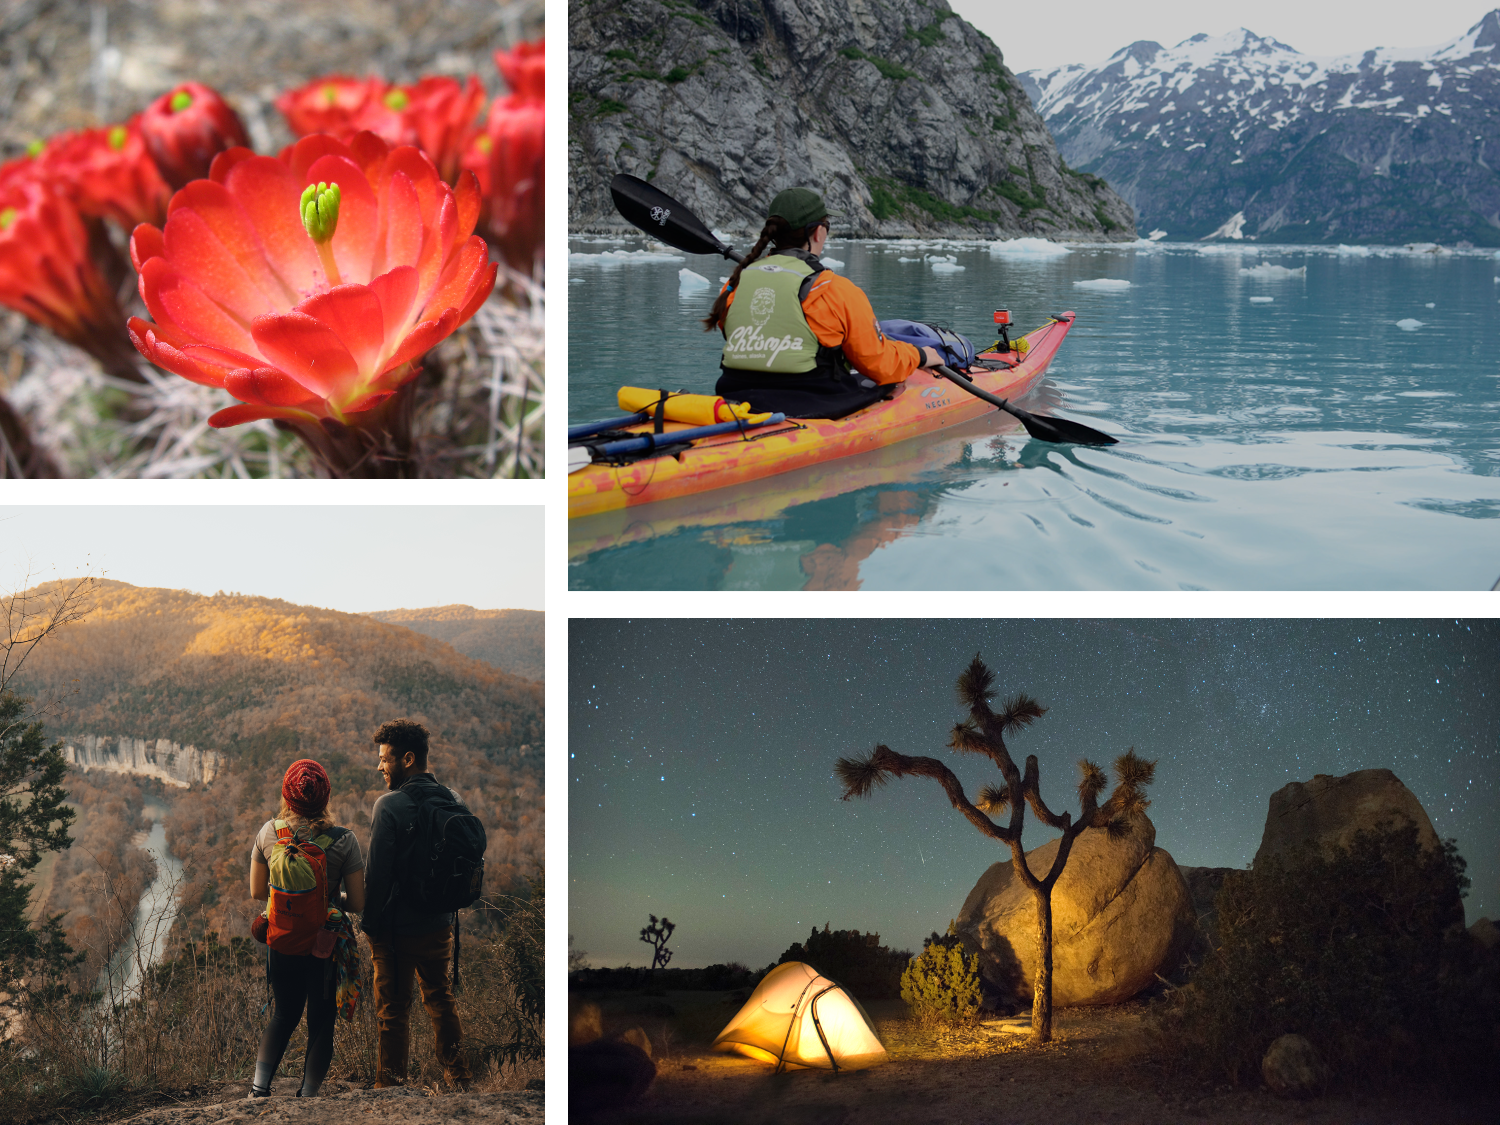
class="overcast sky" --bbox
[573,620,1496,970]
[952,1,1496,73]
[0,506,543,613]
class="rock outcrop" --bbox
[569,0,1134,239]
[63,734,223,788]
[955,814,1197,1007]
[1253,768,1441,868]
[1021,11,1500,244]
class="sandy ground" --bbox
[578,994,1498,1125]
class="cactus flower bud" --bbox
[32,117,171,230]
[140,82,252,191]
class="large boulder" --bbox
[1253,768,1440,868]
[1261,1034,1328,1098]
[955,813,1197,1007]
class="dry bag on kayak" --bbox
[878,320,976,368]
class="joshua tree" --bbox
[639,914,675,979]
[835,654,1156,1043]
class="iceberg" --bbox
[898,256,922,262]
[1336,244,1373,257]
[989,237,1070,258]
[821,257,845,268]
[678,268,710,293]
[931,261,965,273]
[1249,296,1274,303]
[1396,318,1424,331]
[569,277,585,284]
[568,248,686,265]
[1239,263,1307,279]
[1073,278,1131,290]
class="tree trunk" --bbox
[1031,887,1053,1043]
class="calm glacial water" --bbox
[568,237,1500,590]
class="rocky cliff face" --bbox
[569,0,1134,238]
[1020,11,1500,244]
[62,735,223,788]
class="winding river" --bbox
[97,811,183,1009]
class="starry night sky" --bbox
[570,620,1497,970]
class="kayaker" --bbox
[703,188,944,418]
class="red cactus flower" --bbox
[126,132,497,463]
[274,75,386,141]
[277,74,484,187]
[36,117,171,231]
[494,40,545,102]
[485,94,543,274]
[139,82,251,191]
[0,167,140,380]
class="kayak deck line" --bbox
[568,314,1081,519]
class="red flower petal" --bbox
[378,169,423,276]
[250,309,360,401]
[298,284,385,376]
[138,257,258,355]
[369,265,419,340]
[130,223,165,271]
[343,389,396,414]
[378,308,457,377]
[287,134,354,184]
[454,169,480,240]
[208,403,319,428]
[457,260,498,324]
[224,365,324,407]
[163,205,276,323]
[208,145,257,183]
[166,179,297,307]
[128,316,226,387]
[222,155,319,296]
[421,235,490,322]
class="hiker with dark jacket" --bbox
[362,719,474,1090]
[248,759,365,1099]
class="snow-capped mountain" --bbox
[1019,10,1500,243]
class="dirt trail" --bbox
[585,1001,1497,1125]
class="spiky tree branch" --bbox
[835,656,1157,1044]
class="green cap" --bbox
[768,187,829,231]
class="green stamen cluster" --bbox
[169,90,194,112]
[25,139,43,158]
[383,88,410,111]
[300,181,341,244]
[0,208,17,232]
[107,125,128,151]
[322,84,339,106]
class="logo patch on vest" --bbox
[750,287,775,326]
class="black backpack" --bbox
[400,785,487,914]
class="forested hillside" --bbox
[364,606,543,681]
[9,580,544,946]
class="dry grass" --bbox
[1,886,544,1121]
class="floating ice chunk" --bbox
[1239,263,1306,279]
[678,268,710,292]
[989,237,1070,258]
[711,229,733,242]
[1396,318,1424,331]
[569,248,686,264]
[931,261,965,273]
[821,257,845,268]
[570,277,584,284]
[897,256,921,262]
[926,253,957,262]
[1336,244,1372,256]
[1073,278,1131,290]
[1425,302,1435,308]
[1249,296,1274,303]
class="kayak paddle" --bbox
[936,365,1118,446]
[610,174,744,263]
[610,175,1116,446]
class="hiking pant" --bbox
[369,927,470,1086]
[258,948,337,1094]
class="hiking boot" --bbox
[246,1085,271,1099]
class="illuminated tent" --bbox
[711,961,888,1072]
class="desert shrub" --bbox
[778,925,911,1000]
[1156,821,1497,1091]
[901,923,981,1026]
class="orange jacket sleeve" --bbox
[719,270,922,385]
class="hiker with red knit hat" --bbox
[247,759,366,1099]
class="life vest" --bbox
[262,820,345,957]
[721,253,842,375]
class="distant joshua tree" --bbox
[639,914,675,979]
[835,654,1156,1043]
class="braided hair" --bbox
[702,215,823,332]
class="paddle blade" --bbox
[610,174,737,260]
[1013,407,1118,446]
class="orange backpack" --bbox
[262,821,343,956]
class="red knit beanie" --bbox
[282,759,331,818]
